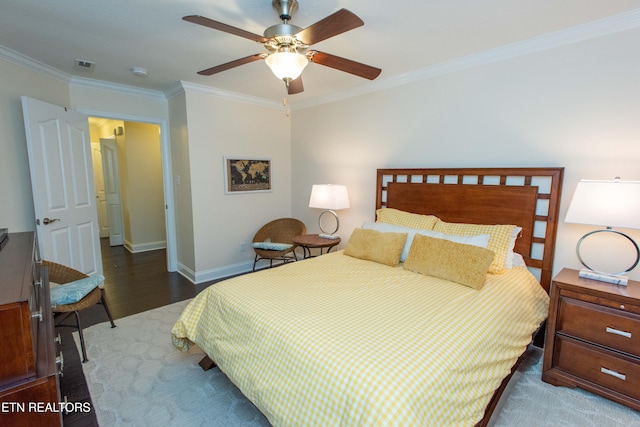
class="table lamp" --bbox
[564,178,640,286]
[309,184,350,239]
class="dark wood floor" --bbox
[59,239,215,426]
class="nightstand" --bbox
[542,268,640,410]
[292,234,341,259]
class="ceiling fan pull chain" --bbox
[282,97,291,117]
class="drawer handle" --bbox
[601,367,626,381]
[56,352,64,376]
[606,326,632,339]
[31,307,43,322]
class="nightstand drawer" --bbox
[558,297,640,357]
[554,336,640,401]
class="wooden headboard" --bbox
[376,167,564,292]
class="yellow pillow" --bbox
[376,208,438,230]
[433,220,517,274]
[403,234,495,289]
[344,228,407,267]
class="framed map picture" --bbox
[224,157,272,194]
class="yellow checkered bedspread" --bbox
[171,251,549,426]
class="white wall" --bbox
[121,121,166,252]
[180,87,291,282]
[291,27,640,280]
[168,91,196,275]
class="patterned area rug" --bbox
[76,299,269,426]
[76,300,639,426]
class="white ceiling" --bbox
[2,1,639,105]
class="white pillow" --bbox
[504,227,523,269]
[512,252,527,267]
[362,222,490,262]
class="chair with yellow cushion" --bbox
[252,218,306,271]
[44,260,116,363]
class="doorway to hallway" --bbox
[89,117,167,256]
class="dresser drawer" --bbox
[0,302,36,383]
[558,297,640,358]
[561,288,640,315]
[554,336,640,401]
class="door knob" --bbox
[42,217,60,225]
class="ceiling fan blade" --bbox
[183,15,267,43]
[295,9,364,45]
[309,51,381,80]
[197,54,265,76]
[287,77,304,94]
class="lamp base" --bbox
[576,229,639,277]
[318,210,340,236]
[578,269,628,286]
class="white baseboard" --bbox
[177,260,259,284]
[124,240,166,254]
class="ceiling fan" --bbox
[183,0,381,95]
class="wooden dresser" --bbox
[0,232,62,426]
[542,268,640,410]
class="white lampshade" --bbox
[309,184,350,210]
[565,179,640,230]
[265,51,308,81]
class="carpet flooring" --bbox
[76,300,640,426]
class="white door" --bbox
[91,142,109,238]
[22,96,103,276]
[100,137,124,246]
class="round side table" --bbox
[292,234,341,259]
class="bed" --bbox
[172,167,564,426]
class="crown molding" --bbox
[174,81,282,109]
[164,82,188,100]
[0,45,70,84]
[69,76,166,100]
[292,8,640,110]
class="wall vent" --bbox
[74,59,95,71]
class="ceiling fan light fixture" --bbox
[265,51,308,82]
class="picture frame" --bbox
[224,157,272,194]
